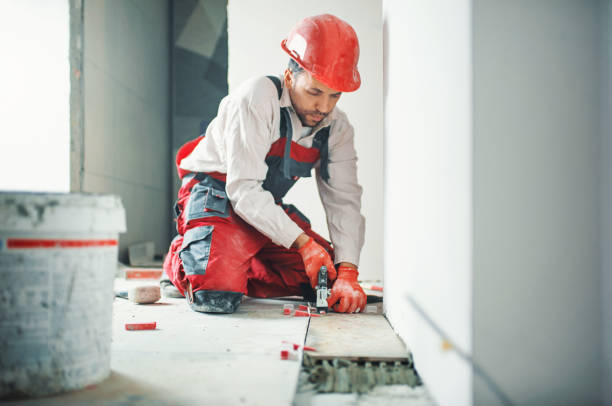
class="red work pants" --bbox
[163,173,333,308]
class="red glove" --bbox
[327,266,366,313]
[297,237,337,289]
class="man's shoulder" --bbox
[325,106,356,150]
[231,75,281,106]
[331,106,349,123]
[329,106,352,132]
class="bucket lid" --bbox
[0,192,126,234]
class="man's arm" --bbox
[315,117,365,267]
[293,234,356,270]
[222,80,304,249]
[295,235,354,270]
[315,115,366,313]
[291,232,311,249]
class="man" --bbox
[163,14,367,314]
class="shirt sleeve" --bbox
[315,117,366,266]
[222,89,304,249]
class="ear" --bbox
[283,69,293,90]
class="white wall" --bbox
[602,1,612,404]
[0,0,70,192]
[227,0,383,281]
[474,1,603,404]
[383,1,608,405]
[82,0,171,260]
[383,1,473,406]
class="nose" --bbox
[316,96,333,114]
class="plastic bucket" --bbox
[0,192,126,398]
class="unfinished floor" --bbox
[4,278,435,406]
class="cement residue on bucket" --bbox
[0,192,125,398]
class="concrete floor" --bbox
[110,279,311,406]
[3,278,435,406]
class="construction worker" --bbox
[162,14,367,314]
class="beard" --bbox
[298,110,328,127]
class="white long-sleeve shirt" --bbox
[179,75,365,266]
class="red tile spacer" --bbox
[298,304,308,311]
[294,310,321,317]
[125,322,157,331]
[283,308,292,315]
[125,269,163,279]
[371,285,383,292]
[290,343,316,351]
[280,350,290,360]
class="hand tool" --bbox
[316,266,331,313]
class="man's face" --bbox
[284,69,342,127]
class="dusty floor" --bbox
[3,278,436,405]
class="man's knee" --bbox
[189,290,243,314]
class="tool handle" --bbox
[318,266,328,285]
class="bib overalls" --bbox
[163,76,334,313]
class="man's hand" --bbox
[296,235,337,289]
[327,265,366,313]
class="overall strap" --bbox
[266,75,282,99]
[267,75,293,180]
[315,127,331,181]
[265,75,329,182]
[281,109,293,179]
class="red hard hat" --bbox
[281,14,361,92]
